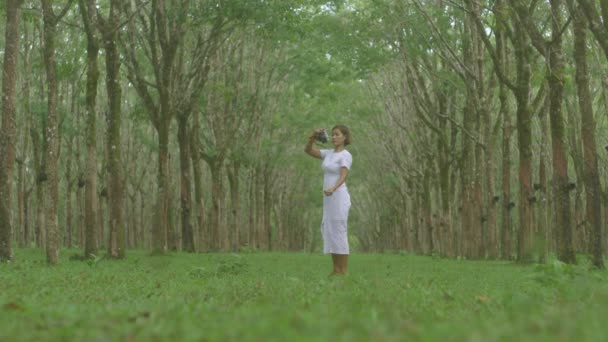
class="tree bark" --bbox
[512,15,534,263]
[101,1,125,259]
[208,159,226,251]
[0,0,23,262]
[190,121,207,252]
[41,0,73,265]
[547,0,576,264]
[227,161,241,251]
[79,0,100,259]
[178,116,195,252]
[572,4,604,268]
[20,16,33,248]
[153,123,170,254]
[65,140,74,248]
[576,0,608,59]
[538,90,550,263]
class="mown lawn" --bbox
[1,249,607,341]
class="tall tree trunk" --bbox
[0,0,22,262]
[538,91,550,263]
[41,0,68,265]
[79,0,99,259]
[139,189,146,248]
[422,162,433,255]
[247,168,256,248]
[102,4,125,259]
[437,89,452,257]
[190,122,206,252]
[208,159,226,251]
[573,4,604,268]
[31,128,45,250]
[513,20,534,263]
[65,140,74,248]
[17,159,25,247]
[263,165,273,251]
[154,123,170,254]
[460,13,479,259]
[20,16,33,248]
[488,0,514,260]
[178,117,195,252]
[567,100,585,252]
[227,161,241,251]
[548,0,576,264]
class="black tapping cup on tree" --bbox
[316,129,329,144]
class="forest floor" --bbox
[1,249,607,341]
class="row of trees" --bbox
[0,0,344,264]
[2,0,608,268]
[355,0,608,268]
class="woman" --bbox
[305,125,352,275]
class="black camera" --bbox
[316,130,328,143]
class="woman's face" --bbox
[332,129,346,147]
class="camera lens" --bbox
[316,130,328,143]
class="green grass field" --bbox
[2,249,607,341]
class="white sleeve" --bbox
[320,149,329,159]
[339,151,352,169]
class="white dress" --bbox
[320,149,352,254]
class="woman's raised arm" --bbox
[304,128,323,159]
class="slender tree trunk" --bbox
[139,189,146,248]
[567,101,585,252]
[512,19,534,263]
[41,0,65,265]
[500,130,513,258]
[248,168,256,248]
[437,94,452,256]
[482,94,498,259]
[65,140,74,248]
[17,159,25,247]
[20,16,33,248]
[153,123,170,254]
[103,11,125,259]
[0,0,22,262]
[228,162,241,251]
[422,163,433,255]
[263,165,273,251]
[548,0,576,264]
[32,127,46,249]
[474,39,487,260]
[208,159,226,251]
[178,117,195,252]
[168,187,178,251]
[77,179,84,248]
[79,0,100,259]
[538,91,550,263]
[573,4,604,268]
[460,14,478,259]
[190,122,206,252]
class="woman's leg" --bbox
[330,254,339,275]
[337,254,348,274]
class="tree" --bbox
[576,0,608,59]
[512,0,576,263]
[78,0,100,259]
[0,0,24,262]
[98,0,126,259]
[570,1,604,269]
[123,0,228,254]
[40,0,74,265]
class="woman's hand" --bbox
[324,187,335,196]
[309,128,323,140]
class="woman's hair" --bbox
[332,125,351,146]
